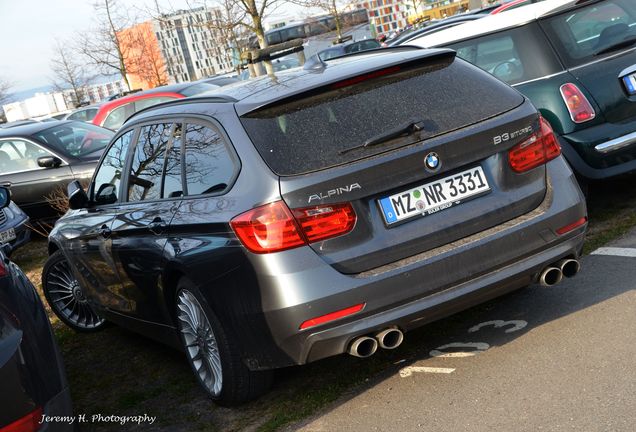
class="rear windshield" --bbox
[447,23,562,85]
[240,57,523,176]
[542,0,636,68]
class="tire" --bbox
[174,278,273,405]
[42,250,106,332]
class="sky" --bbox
[0,0,306,94]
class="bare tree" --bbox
[78,0,134,90]
[50,41,93,108]
[127,26,169,88]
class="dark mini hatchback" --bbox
[408,0,636,181]
[44,48,587,404]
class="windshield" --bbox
[542,0,636,67]
[33,122,114,158]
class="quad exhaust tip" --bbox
[348,336,378,358]
[557,258,580,278]
[539,266,563,287]
[376,328,404,350]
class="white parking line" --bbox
[591,247,636,258]
[399,366,456,378]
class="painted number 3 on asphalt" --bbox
[399,320,528,378]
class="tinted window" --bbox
[240,57,524,175]
[164,124,183,199]
[33,122,113,158]
[92,130,134,205]
[103,103,134,130]
[128,123,173,202]
[67,110,88,122]
[183,123,235,195]
[0,139,54,173]
[543,0,636,67]
[448,23,562,85]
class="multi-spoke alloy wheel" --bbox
[42,251,106,332]
[176,289,223,397]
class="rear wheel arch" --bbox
[48,241,60,256]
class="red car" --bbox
[92,82,220,130]
[491,0,540,14]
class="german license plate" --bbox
[0,228,15,243]
[623,73,636,95]
[378,166,490,225]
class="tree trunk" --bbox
[332,0,342,40]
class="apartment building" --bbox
[154,7,234,83]
[357,0,408,35]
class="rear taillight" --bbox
[508,117,561,173]
[231,201,356,254]
[1,407,42,432]
[560,83,596,123]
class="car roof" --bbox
[131,47,456,119]
[407,0,577,48]
[0,121,68,137]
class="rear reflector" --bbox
[560,83,596,123]
[299,303,365,330]
[1,407,42,432]
[231,201,356,254]
[508,117,561,173]
[0,260,6,278]
[556,217,587,235]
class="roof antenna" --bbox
[303,54,327,71]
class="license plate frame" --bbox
[378,166,491,226]
[0,227,15,243]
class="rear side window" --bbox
[448,23,562,85]
[103,103,134,130]
[240,56,524,175]
[542,0,636,67]
[183,123,237,195]
[128,123,173,202]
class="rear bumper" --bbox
[249,157,586,369]
[560,119,636,179]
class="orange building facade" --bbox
[118,21,169,91]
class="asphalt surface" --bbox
[294,229,636,432]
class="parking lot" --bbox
[10,177,636,432]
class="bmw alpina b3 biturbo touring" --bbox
[43,47,587,404]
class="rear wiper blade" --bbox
[339,120,424,155]
[594,36,636,56]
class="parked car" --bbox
[407,0,636,182]
[0,120,39,129]
[0,187,73,431]
[0,198,30,254]
[386,14,484,46]
[43,47,586,404]
[0,121,114,219]
[63,104,101,123]
[318,39,382,60]
[200,75,241,87]
[91,82,222,131]
[491,0,543,14]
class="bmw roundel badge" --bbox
[424,152,441,171]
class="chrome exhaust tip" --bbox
[376,328,404,350]
[348,336,378,358]
[539,266,563,287]
[557,258,580,278]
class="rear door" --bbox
[540,0,636,122]
[239,55,545,274]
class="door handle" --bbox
[148,217,167,234]
[99,224,111,238]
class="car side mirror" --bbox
[0,186,10,210]
[38,156,63,168]
[67,180,89,210]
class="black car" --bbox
[0,198,30,254]
[318,39,382,60]
[0,187,73,431]
[44,47,586,404]
[0,121,114,219]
